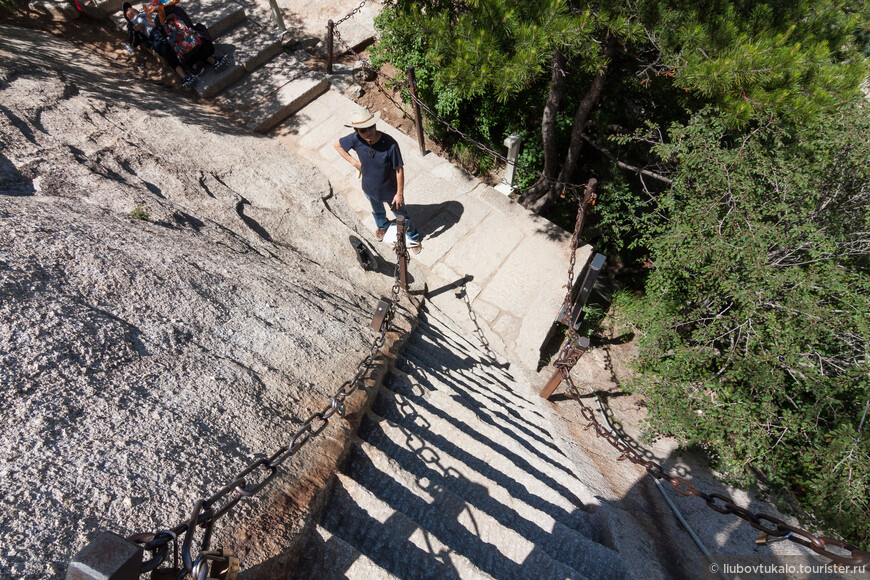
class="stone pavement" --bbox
[273,90,593,370]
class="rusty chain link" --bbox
[552,193,870,568]
[127,234,407,577]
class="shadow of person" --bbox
[405,200,464,240]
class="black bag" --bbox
[193,23,212,42]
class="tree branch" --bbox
[579,132,674,185]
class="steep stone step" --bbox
[292,524,401,580]
[371,384,595,510]
[329,3,378,54]
[213,53,328,132]
[361,409,599,540]
[193,19,283,99]
[373,376,594,503]
[396,343,542,418]
[320,472,495,580]
[357,415,631,580]
[344,439,589,580]
[385,367,555,454]
[411,309,514,377]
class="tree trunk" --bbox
[524,40,615,215]
[521,50,566,205]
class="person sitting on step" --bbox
[144,0,228,81]
[123,1,189,85]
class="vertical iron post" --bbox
[407,67,426,156]
[326,20,334,74]
[395,216,408,291]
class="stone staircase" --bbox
[106,0,335,132]
[292,303,636,579]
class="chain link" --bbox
[551,193,870,568]
[128,226,407,576]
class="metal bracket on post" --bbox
[557,253,607,331]
[395,215,408,292]
[370,298,391,331]
[66,532,143,580]
[539,336,590,400]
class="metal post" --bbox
[326,20,334,74]
[407,67,426,156]
[539,336,590,400]
[267,0,288,39]
[67,532,143,580]
[395,216,408,291]
[495,133,522,195]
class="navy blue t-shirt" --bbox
[339,131,403,203]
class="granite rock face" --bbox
[0,24,398,579]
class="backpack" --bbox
[163,14,201,60]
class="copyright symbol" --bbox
[710,563,719,574]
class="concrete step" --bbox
[369,386,597,524]
[214,53,328,132]
[330,3,378,54]
[360,407,599,540]
[396,342,540,418]
[109,0,246,40]
[320,472,494,580]
[385,366,553,453]
[343,438,589,580]
[291,524,401,580]
[358,415,631,580]
[402,325,517,388]
[193,20,283,99]
[413,307,514,372]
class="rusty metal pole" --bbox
[539,336,590,399]
[326,20,334,74]
[395,216,408,291]
[407,67,426,156]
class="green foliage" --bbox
[129,206,150,221]
[617,103,870,546]
[647,0,868,126]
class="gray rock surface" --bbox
[0,24,409,579]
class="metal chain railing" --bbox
[124,235,408,578]
[551,193,870,569]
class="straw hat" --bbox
[345,107,381,129]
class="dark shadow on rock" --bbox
[0,104,39,146]
[0,152,35,196]
[235,197,273,242]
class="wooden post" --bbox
[326,20,334,74]
[407,67,426,156]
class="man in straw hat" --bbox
[334,107,422,254]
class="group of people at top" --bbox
[123,0,228,90]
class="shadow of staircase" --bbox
[292,303,636,579]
